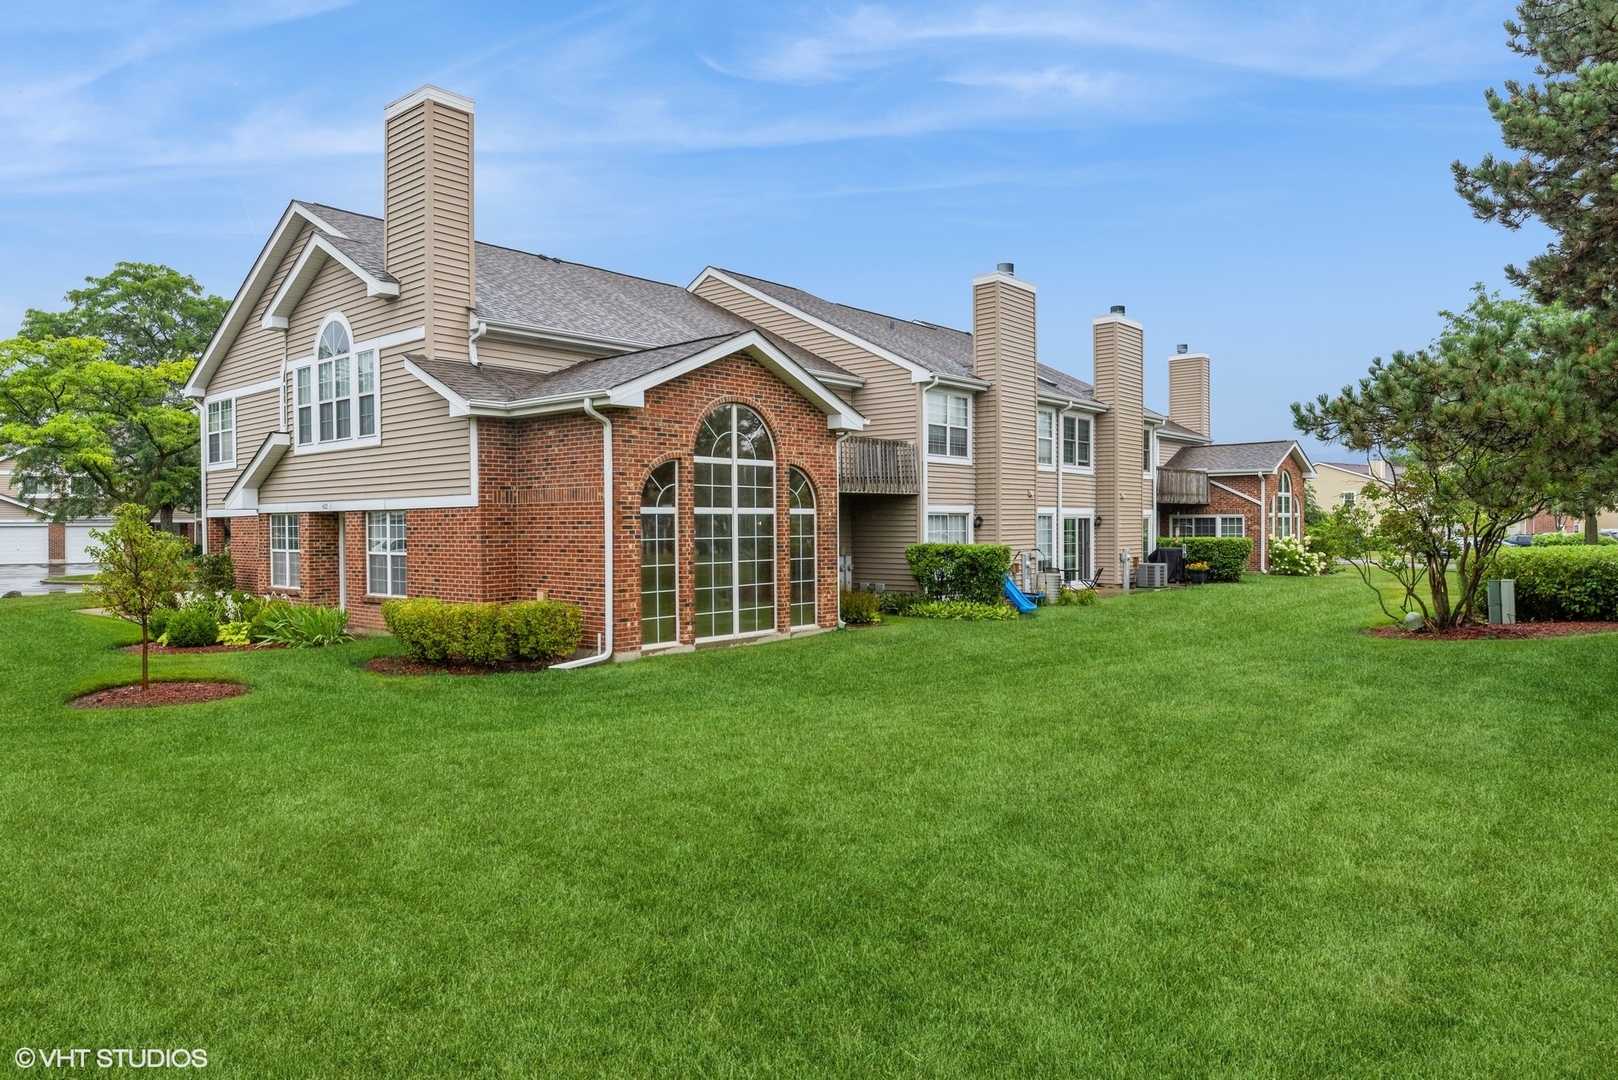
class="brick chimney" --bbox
[1167,348,1210,438]
[971,263,1038,548]
[1094,306,1146,581]
[384,85,476,362]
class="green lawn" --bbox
[3,577,1617,1077]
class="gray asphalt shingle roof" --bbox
[1164,440,1302,475]
[294,203,853,382]
[410,336,737,404]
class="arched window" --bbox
[694,404,775,639]
[293,316,377,448]
[789,468,816,628]
[640,462,678,647]
[1273,470,1294,538]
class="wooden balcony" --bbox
[1156,466,1209,505]
[839,437,919,495]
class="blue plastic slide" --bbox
[1003,574,1039,614]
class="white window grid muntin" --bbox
[788,470,816,630]
[925,391,970,460]
[366,510,407,597]
[694,405,777,642]
[926,513,969,544]
[1037,513,1054,570]
[1036,409,1054,467]
[1169,515,1246,538]
[207,399,235,466]
[640,463,679,648]
[1062,414,1092,468]
[291,315,380,454]
[269,513,300,589]
[1062,514,1093,581]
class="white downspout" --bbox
[468,312,488,367]
[917,375,939,545]
[1259,474,1268,573]
[337,511,347,611]
[555,399,615,669]
[197,401,207,554]
[835,429,851,627]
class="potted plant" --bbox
[1185,560,1210,585]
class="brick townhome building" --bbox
[189,85,1313,660]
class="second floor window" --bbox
[1063,415,1091,467]
[295,319,378,449]
[926,391,969,459]
[206,399,235,465]
[1143,427,1153,472]
[1036,410,1054,466]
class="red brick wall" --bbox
[221,350,842,646]
[1157,455,1309,572]
[47,522,65,562]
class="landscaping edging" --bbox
[1367,621,1618,641]
[119,642,284,655]
[71,682,249,709]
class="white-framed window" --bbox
[366,510,407,596]
[1062,514,1092,581]
[1272,471,1295,538]
[640,462,678,647]
[1143,427,1154,472]
[926,391,969,460]
[270,514,300,589]
[694,404,776,640]
[1341,490,1357,508]
[294,317,378,451]
[206,399,235,466]
[789,468,817,629]
[1062,415,1091,467]
[926,512,970,543]
[1036,409,1054,467]
[1170,515,1246,538]
[1037,513,1054,570]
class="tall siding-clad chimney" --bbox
[1167,351,1211,437]
[971,266,1038,548]
[384,85,476,361]
[1094,308,1146,581]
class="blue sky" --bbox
[0,1,1547,456]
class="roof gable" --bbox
[1165,440,1314,476]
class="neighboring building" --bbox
[188,85,1312,657]
[1311,459,1395,515]
[1156,440,1316,572]
[0,460,197,565]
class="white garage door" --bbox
[0,524,50,564]
[66,524,103,562]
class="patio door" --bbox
[1063,516,1091,582]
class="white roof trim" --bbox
[1092,313,1146,332]
[405,331,868,432]
[222,432,291,511]
[1036,392,1108,414]
[689,267,986,388]
[1209,480,1263,507]
[971,270,1037,294]
[261,235,399,330]
[385,84,474,120]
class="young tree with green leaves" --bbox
[1294,290,1611,629]
[1453,0,1618,539]
[0,336,199,526]
[87,503,192,690]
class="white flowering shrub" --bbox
[1269,534,1328,576]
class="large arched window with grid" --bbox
[1272,470,1294,539]
[640,461,678,646]
[694,404,775,639]
[788,468,816,628]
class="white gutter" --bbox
[554,400,615,669]
[468,312,489,367]
[917,375,940,543]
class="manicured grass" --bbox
[2,577,1617,1077]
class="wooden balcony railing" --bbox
[1156,466,1209,505]
[839,437,919,495]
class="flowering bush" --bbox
[1268,534,1329,576]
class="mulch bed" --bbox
[1368,621,1618,640]
[71,681,249,709]
[364,656,559,677]
[119,642,284,654]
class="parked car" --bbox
[1503,534,1534,547]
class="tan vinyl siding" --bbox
[259,346,471,504]
[286,258,402,360]
[0,499,39,521]
[385,97,474,364]
[1037,469,1058,506]
[206,388,280,510]
[472,336,592,374]
[209,225,308,392]
[1156,433,1204,461]
[1061,471,1097,508]
[970,276,1037,548]
[692,275,918,441]
[927,462,976,507]
[1167,353,1211,438]
[1094,317,1146,578]
[845,496,918,592]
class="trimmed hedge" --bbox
[1157,537,1253,583]
[1495,546,1618,621]
[165,603,220,647]
[381,598,583,666]
[908,600,1017,621]
[1530,532,1616,546]
[904,544,1011,603]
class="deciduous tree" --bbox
[88,503,192,689]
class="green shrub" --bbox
[1495,546,1618,621]
[191,550,236,594]
[1158,537,1253,583]
[257,605,351,648]
[218,621,252,646]
[1530,532,1616,546]
[904,543,1011,603]
[877,591,920,615]
[165,604,220,647]
[249,600,294,643]
[504,600,585,661]
[839,589,881,625]
[381,598,585,665]
[1268,534,1327,576]
[147,607,174,639]
[1056,587,1100,606]
[907,600,1018,621]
